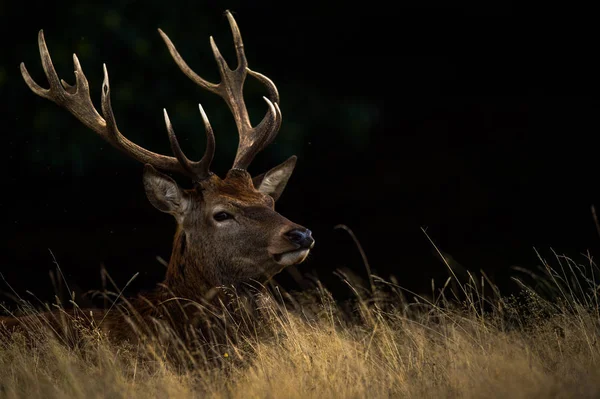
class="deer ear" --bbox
[143,164,188,215]
[253,156,297,201]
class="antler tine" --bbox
[159,10,283,172]
[20,30,212,178]
[163,105,215,181]
[247,68,279,104]
[158,28,220,95]
[195,104,216,178]
[232,97,282,169]
[226,11,249,73]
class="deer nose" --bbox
[285,228,315,249]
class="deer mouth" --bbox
[272,248,311,266]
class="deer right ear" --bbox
[253,156,297,201]
[143,164,188,215]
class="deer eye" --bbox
[213,211,233,222]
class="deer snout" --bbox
[270,227,314,266]
[285,228,315,249]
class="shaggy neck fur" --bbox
[162,228,216,301]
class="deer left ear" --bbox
[143,164,188,216]
[253,156,297,201]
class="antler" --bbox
[20,30,215,181]
[159,10,282,171]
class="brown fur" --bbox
[2,168,310,346]
[12,11,313,347]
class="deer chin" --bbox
[272,248,310,267]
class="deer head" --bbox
[21,11,314,300]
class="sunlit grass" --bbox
[2,249,600,398]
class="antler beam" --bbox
[21,30,214,181]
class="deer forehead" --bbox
[206,191,272,209]
[199,175,271,208]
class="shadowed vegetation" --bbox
[2,249,600,398]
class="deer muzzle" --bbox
[272,228,314,266]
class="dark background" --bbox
[1,1,599,307]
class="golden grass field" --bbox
[2,249,600,398]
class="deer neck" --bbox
[161,227,223,302]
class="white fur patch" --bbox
[259,169,285,195]
[164,184,178,202]
[274,249,310,266]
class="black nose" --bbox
[285,228,315,249]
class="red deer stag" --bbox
[4,11,314,343]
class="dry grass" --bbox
[2,250,600,398]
